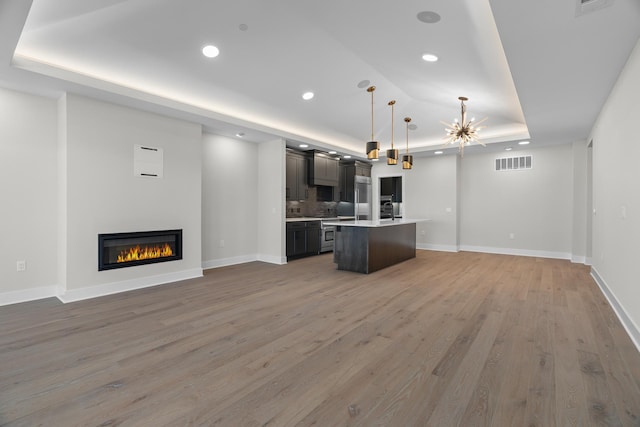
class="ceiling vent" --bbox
[575,0,615,17]
[495,155,532,172]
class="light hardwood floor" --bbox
[1,251,639,426]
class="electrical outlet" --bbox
[420,230,426,236]
[219,240,225,248]
[16,260,26,272]
[509,233,515,240]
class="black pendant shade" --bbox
[402,154,413,170]
[366,141,380,160]
[386,148,399,165]
[403,117,413,170]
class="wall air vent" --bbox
[575,0,614,17]
[495,155,532,171]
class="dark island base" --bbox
[333,223,416,273]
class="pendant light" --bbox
[402,117,413,170]
[365,86,380,160]
[386,100,399,165]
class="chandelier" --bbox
[365,86,380,160]
[442,96,487,156]
[386,100,398,165]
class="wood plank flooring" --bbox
[1,251,639,426]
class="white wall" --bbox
[59,94,203,300]
[571,140,589,263]
[398,144,576,258]
[388,155,459,251]
[0,87,58,304]
[459,144,574,258]
[590,37,640,346]
[202,133,259,268]
[258,138,286,264]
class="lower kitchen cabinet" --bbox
[286,221,321,259]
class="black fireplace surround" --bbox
[98,229,182,271]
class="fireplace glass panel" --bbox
[98,229,182,271]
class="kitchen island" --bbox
[322,218,427,274]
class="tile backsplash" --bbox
[286,187,337,218]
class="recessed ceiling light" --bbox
[357,80,370,89]
[236,132,245,137]
[299,144,309,148]
[518,140,530,145]
[408,124,417,131]
[343,155,352,159]
[238,23,249,31]
[202,45,220,58]
[505,147,513,151]
[434,151,443,155]
[417,11,441,24]
[302,92,314,101]
[328,151,337,154]
[422,53,439,62]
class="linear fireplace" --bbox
[98,229,182,271]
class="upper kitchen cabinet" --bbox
[286,150,308,201]
[339,160,371,202]
[309,151,339,187]
[354,161,371,178]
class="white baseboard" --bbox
[257,254,287,265]
[202,255,259,270]
[57,268,203,303]
[571,255,587,264]
[591,267,640,353]
[459,245,571,260]
[417,243,459,252]
[0,285,59,307]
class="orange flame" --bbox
[117,243,173,263]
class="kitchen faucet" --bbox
[383,200,395,220]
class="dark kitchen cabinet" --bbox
[339,160,371,202]
[309,151,339,187]
[355,161,371,178]
[286,151,308,201]
[286,221,321,259]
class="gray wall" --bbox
[388,143,579,259]
[590,37,640,346]
[459,144,574,258]
[202,133,259,268]
[258,138,286,264]
[0,88,58,300]
[59,94,203,300]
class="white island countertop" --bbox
[322,218,429,228]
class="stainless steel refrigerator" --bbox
[354,175,372,220]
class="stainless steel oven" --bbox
[320,220,336,252]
